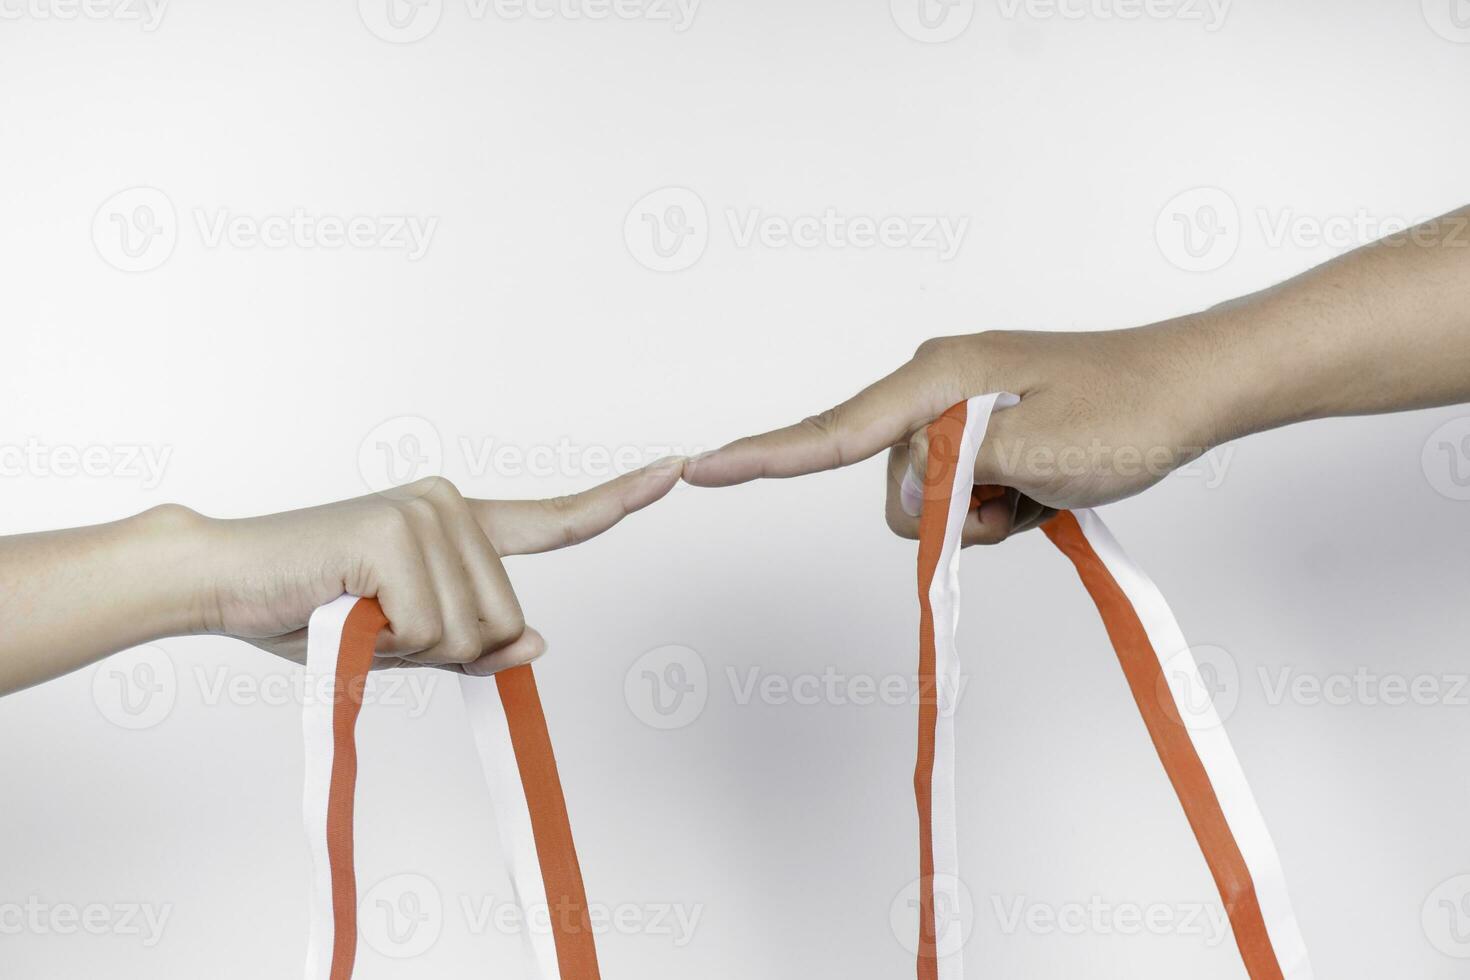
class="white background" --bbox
[3,1,1469,977]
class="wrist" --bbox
[126,503,220,639]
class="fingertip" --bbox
[680,448,744,488]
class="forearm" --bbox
[0,505,210,695]
[1195,205,1470,447]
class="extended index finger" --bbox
[681,359,950,487]
[471,456,685,557]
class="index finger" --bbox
[681,359,950,487]
[470,456,685,557]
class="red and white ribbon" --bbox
[301,594,600,980]
[914,395,1313,980]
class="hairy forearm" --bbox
[0,505,209,695]
[1196,205,1470,447]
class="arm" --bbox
[0,462,683,696]
[683,206,1470,541]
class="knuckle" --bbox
[484,609,527,648]
[798,409,847,469]
[368,503,414,540]
[423,475,463,503]
[406,475,460,501]
[914,334,960,359]
[441,632,481,665]
[397,617,441,652]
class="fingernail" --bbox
[648,455,688,476]
[899,467,923,518]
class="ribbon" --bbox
[913,395,1313,979]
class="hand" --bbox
[197,462,684,673]
[682,324,1221,546]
